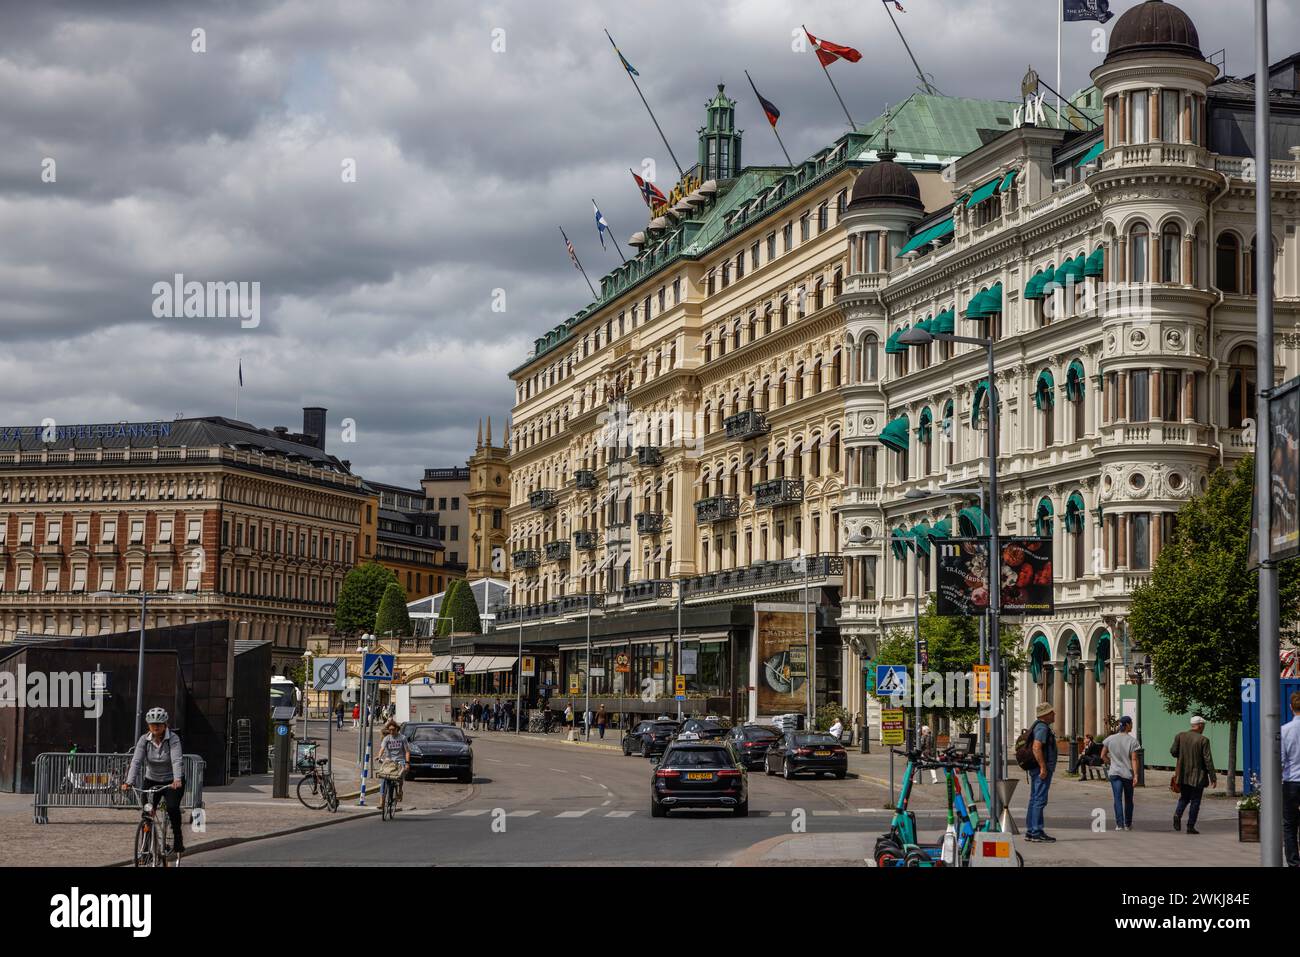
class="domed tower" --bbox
[698,84,742,181]
[1086,1,1221,621]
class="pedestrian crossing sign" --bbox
[363,653,395,681]
[876,664,908,699]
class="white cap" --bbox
[1190,715,1206,726]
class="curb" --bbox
[504,733,624,753]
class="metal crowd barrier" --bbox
[33,752,207,824]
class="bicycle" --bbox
[296,758,339,812]
[131,785,177,867]
[378,766,403,821]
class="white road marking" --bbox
[508,810,539,817]
[767,811,787,816]
[555,808,596,818]
[605,810,635,818]
[549,768,566,773]
[601,799,612,806]
[452,809,491,817]
[812,810,841,816]
[580,774,594,781]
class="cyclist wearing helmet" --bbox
[122,707,185,855]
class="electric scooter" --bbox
[875,747,991,867]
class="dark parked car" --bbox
[622,719,681,757]
[650,740,748,817]
[764,731,848,780]
[726,723,782,769]
[401,723,473,782]
[679,717,732,740]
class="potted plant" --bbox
[1237,774,1261,843]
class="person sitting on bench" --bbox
[1077,734,1104,780]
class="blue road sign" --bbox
[275,724,288,736]
[876,664,909,699]
[363,653,395,681]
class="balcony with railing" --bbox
[511,549,540,569]
[724,410,771,441]
[695,495,739,523]
[544,541,571,562]
[636,446,663,468]
[528,489,558,510]
[754,477,804,509]
[636,512,664,535]
[559,593,604,615]
[573,529,598,549]
[679,554,844,600]
[622,579,673,604]
[574,469,597,490]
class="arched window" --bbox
[1129,223,1149,282]
[814,279,825,311]
[778,371,789,406]
[761,378,772,412]
[703,333,713,363]
[1161,222,1182,283]
[1066,359,1087,441]
[790,438,804,479]
[1035,496,1054,536]
[743,452,754,494]
[828,430,841,472]
[1035,370,1055,447]
[1216,232,1240,293]
[795,365,806,401]
[918,408,933,475]
[863,334,879,382]
[733,319,742,350]
[774,445,786,479]
[1227,344,1256,429]
[809,435,822,478]
[763,303,773,335]
[941,400,954,468]
[1065,491,1087,579]
[831,348,843,387]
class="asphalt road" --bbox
[192,732,910,866]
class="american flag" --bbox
[884,0,906,11]
[562,228,580,270]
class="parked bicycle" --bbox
[296,757,339,811]
[131,785,177,867]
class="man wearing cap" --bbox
[1282,690,1300,867]
[1170,716,1216,834]
[1101,715,1141,831]
[1025,702,1058,843]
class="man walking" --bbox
[1100,715,1141,831]
[1170,716,1216,834]
[1025,703,1058,843]
[596,704,607,740]
[1281,690,1300,867]
[336,701,345,730]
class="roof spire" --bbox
[879,104,897,162]
[476,418,483,449]
[486,416,492,447]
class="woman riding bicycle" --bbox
[377,720,408,805]
[121,707,185,856]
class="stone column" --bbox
[1152,512,1163,563]
[1183,92,1192,145]
[1053,667,1067,736]
[1117,95,1127,146]
[1149,89,1159,142]
[1117,514,1130,569]
[1117,371,1129,422]
[1150,368,1161,422]
[1183,235,1194,284]
[1084,661,1098,736]
[1183,372,1194,421]
[1118,236,1128,283]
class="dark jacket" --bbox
[1171,730,1215,788]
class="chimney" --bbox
[302,407,327,451]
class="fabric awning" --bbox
[933,308,955,334]
[971,379,994,427]
[963,289,989,319]
[917,407,934,443]
[1066,359,1087,400]
[1034,369,1056,409]
[878,416,910,453]
[957,507,990,537]
[1055,256,1085,285]
[928,517,953,542]
[1024,269,1050,300]
[1083,246,1105,278]
[898,217,954,256]
[1029,634,1052,681]
[884,327,909,355]
[982,282,1003,313]
[427,655,453,672]
[1036,497,1055,536]
[910,522,933,556]
[1076,140,1104,168]
[890,526,909,560]
[997,169,1018,193]
[965,177,1000,208]
[1064,491,1087,533]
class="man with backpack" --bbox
[1017,702,1058,843]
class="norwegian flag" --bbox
[805,29,862,68]
[884,0,906,11]
[630,169,667,208]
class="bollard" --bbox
[859,715,869,754]
[1135,746,1146,788]
[1067,737,1079,775]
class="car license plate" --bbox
[814,750,831,756]
[685,772,713,781]
[430,763,451,769]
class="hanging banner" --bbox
[1269,376,1300,561]
[937,538,1053,616]
[756,609,808,715]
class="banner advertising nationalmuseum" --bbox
[937,538,1054,616]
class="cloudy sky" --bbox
[1,0,1293,484]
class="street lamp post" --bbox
[900,324,1003,822]
[90,590,183,741]
[584,593,592,740]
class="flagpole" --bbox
[594,199,627,263]
[804,26,857,130]
[560,226,599,299]
[1057,0,1064,129]
[745,71,794,168]
[235,357,240,420]
[605,29,685,179]
[881,3,936,95]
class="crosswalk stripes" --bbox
[508,810,539,817]
[452,808,491,817]
[605,810,635,818]
[435,806,861,819]
[555,808,596,818]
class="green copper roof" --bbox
[857,94,1024,162]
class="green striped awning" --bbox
[965,177,1000,208]
[997,169,1018,193]
[971,379,996,426]
[878,416,910,452]
[933,308,955,334]
[1083,246,1105,278]
[957,507,990,537]
[898,217,955,256]
[1034,369,1055,410]
[915,316,933,335]
[1076,140,1104,168]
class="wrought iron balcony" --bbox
[695,495,740,523]
[574,469,597,490]
[724,410,770,441]
[636,446,663,467]
[622,579,673,604]
[528,489,558,510]
[572,529,598,550]
[636,512,664,535]
[559,593,604,615]
[679,554,845,599]
[544,541,570,562]
[754,477,804,509]
[511,549,540,569]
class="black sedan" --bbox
[679,718,731,741]
[726,723,782,769]
[401,723,473,783]
[764,732,848,780]
[650,740,748,817]
[622,719,681,758]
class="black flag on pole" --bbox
[1063,0,1113,23]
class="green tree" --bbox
[441,578,482,635]
[875,597,1026,732]
[1129,456,1300,796]
[374,581,413,637]
[334,561,399,634]
[435,579,461,637]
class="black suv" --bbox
[650,739,748,817]
[400,723,473,783]
[726,723,782,770]
[678,717,732,740]
[622,719,681,758]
